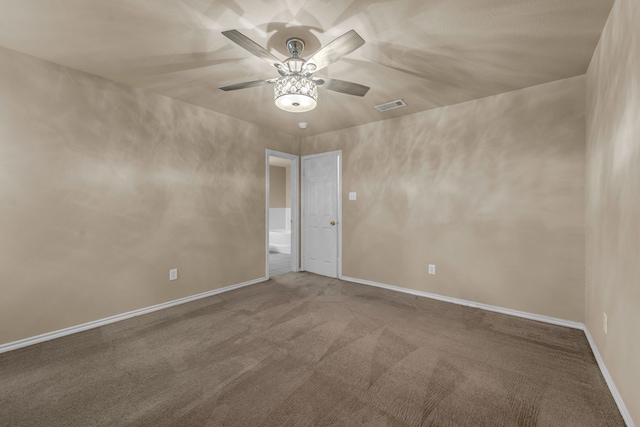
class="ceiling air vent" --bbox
[374,99,407,112]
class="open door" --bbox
[302,151,341,278]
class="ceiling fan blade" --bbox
[322,78,370,97]
[222,30,285,71]
[305,30,365,73]
[219,79,276,91]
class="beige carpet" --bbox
[0,272,625,426]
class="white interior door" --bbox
[302,151,340,278]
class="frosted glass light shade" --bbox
[274,75,317,112]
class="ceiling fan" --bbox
[219,29,370,113]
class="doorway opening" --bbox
[266,150,299,278]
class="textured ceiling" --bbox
[0,0,614,136]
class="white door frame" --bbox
[266,149,299,278]
[301,150,342,278]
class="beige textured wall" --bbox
[269,166,286,208]
[302,76,585,322]
[0,47,298,345]
[285,166,291,208]
[586,0,640,423]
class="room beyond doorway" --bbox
[266,150,299,278]
[268,252,291,277]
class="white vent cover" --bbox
[374,99,407,112]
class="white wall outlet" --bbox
[428,264,436,275]
[349,192,357,201]
[169,268,178,281]
[603,312,608,334]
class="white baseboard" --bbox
[340,275,583,329]
[340,275,634,426]
[583,327,635,427]
[0,276,268,354]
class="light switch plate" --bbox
[170,268,178,281]
[349,192,357,201]
[428,264,436,275]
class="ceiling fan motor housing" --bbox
[283,38,307,74]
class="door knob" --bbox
[330,221,336,226]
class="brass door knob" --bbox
[330,221,336,226]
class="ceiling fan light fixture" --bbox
[274,75,317,113]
